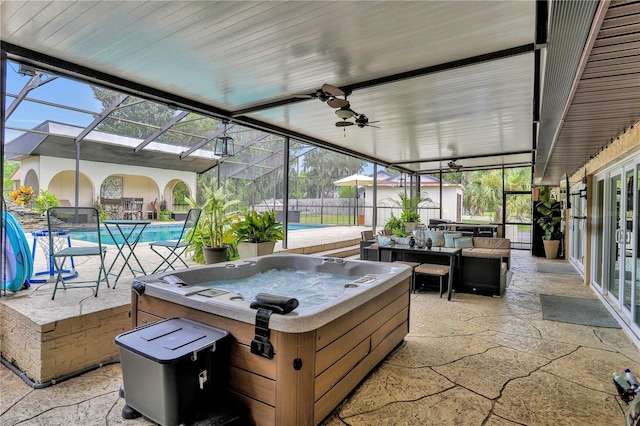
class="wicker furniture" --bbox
[458,237,510,296]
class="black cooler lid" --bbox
[115,317,228,363]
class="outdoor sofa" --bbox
[364,231,510,297]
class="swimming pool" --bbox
[73,223,328,245]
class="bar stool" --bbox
[414,263,450,297]
[393,261,421,292]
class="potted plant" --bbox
[233,209,284,259]
[186,186,239,264]
[397,193,421,232]
[536,185,562,259]
[384,214,408,238]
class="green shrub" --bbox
[158,209,173,222]
[34,189,60,214]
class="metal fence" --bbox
[254,198,442,227]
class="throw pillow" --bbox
[454,237,474,249]
[378,236,392,246]
[444,232,462,248]
[424,231,445,247]
[394,237,412,245]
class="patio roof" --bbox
[2,1,639,184]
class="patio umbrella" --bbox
[333,174,374,187]
[334,174,374,224]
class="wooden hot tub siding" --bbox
[131,276,410,425]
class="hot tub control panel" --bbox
[198,289,229,298]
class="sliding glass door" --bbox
[593,160,640,341]
[622,168,635,313]
[607,164,640,321]
[592,178,604,289]
[608,173,622,299]
[569,183,587,272]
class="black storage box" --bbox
[115,317,229,426]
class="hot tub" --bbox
[131,254,411,426]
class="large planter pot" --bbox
[202,245,228,264]
[542,240,560,259]
[404,222,419,233]
[237,241,276,259]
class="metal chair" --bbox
[47,207,109,300]
[149,208,202,273]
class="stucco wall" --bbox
[20,156,196,207]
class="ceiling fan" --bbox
[447,160,463,171]
[321,83,351,108]
[354,114,380,129]
[297,83,351,108]
[335,111,380,128]
[300,83,380,131]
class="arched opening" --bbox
[172,181,190,213]
[24,169,40,195]
[162,180,193,220]
[47,170,94,206]
[99,174,160,219]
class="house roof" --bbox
[5,121,219,173]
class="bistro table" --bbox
[103,219,151,286]
[377,244,461,300]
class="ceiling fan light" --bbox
[335,107,355,120]
[335,121,354,127]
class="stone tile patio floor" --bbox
[2,243,639,425]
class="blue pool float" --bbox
[2,211,33,292]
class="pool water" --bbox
[74,223,328,245]
[201,268,356,308]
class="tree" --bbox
[302,149,365,198]
[338,187,356,198]
[91,87,178,140]
[451,167,531,222]
[3,160,19,192]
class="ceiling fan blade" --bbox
[335,121,354,127]
[327,98,349,108]
[367,124,381,129]
[322,83,345,97]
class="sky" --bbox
[4,60,102,142]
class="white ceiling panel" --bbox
[247,53,534,172]
[6,0,588,177]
